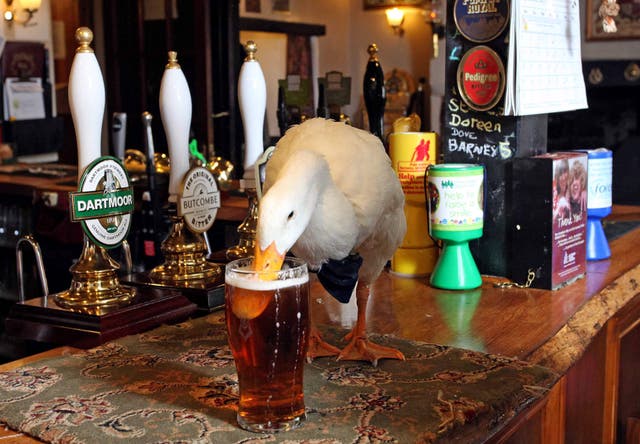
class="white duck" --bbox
[254,118,407,365]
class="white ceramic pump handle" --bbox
[238,41,267,185]
[68,27,105,181]
[159,51,192,203]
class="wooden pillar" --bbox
[441,0,547,278]
[210,0,241,166]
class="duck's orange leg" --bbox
[338,283,405,367]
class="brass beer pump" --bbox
[226,41,267,260]
[148,214,221,288]
[225,189,258,260]
[55,240,135,313]
[148,51,221,288]
[54,28,135,314]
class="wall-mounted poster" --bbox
[273,0,290,12]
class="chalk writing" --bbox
[449,46,461,61]
[449,114,501,133]
[451,128,478,140]
[447,97,502,117]
[448,139,497,157]
[444,95,510,161]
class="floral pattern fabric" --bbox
[0,313,558,443]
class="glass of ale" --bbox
[225,257,310,433]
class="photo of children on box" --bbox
[551,153,588,287]
[554,157,588,224]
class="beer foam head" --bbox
[225,259,309,291]
[225,273,308,291]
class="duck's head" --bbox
[253,150,329,272]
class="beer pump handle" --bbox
[112,112,127,159]
[277,86,288,137]
[68,27,105,181]
[142,111,162,253]
[363,43,386,143]
[142,112,156,161]
[159,51,192,203]
[317,82,329,119]
[238,41,267,188]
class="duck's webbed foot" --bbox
[338,332,405,367]
[306,325,341,363]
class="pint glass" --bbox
[225,257,310,433]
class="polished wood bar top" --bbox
[312,205,640,376]
[0,164,77,196]
[1,206,639,442]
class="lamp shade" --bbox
[20,0,41,10]
[386,8,404,27]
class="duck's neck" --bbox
[293,178,358,266]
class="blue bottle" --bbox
[583,148,612,260]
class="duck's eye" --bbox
[287,211,295,221]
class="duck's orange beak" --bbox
[253,241,285,276]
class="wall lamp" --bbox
[4,0,41,26]
[386,7,405,35]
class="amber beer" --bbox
[225,257,310,433]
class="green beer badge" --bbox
[70,156,134,249]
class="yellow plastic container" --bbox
[389,132,438,277]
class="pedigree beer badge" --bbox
[70,156,134,249]
[454,0,509,43]
[179,167,220,233]
[457,46,505,112]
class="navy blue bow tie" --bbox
[316,254,363,303]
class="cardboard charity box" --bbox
[511,152,588,290]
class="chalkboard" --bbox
[442,0,548,278]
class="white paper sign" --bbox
[3,77,46,121]
[504,0,588,116]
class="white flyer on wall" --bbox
[504,0,588,116]
[3,77,46,121]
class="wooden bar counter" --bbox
[2,206,640,442]
[0,164,248,222]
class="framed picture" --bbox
[363,0,426,9]
[273,0,290,12]
[587,0,640,40]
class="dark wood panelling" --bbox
[100,1,239,159]
[239,17,325,36]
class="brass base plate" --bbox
[121,270,225,312]
[54,286,137,316]
[5,286,197,348]
[148,262,222,289]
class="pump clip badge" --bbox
[179,166,220,233]
[457,45,505,112]
[70,156,134,249]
